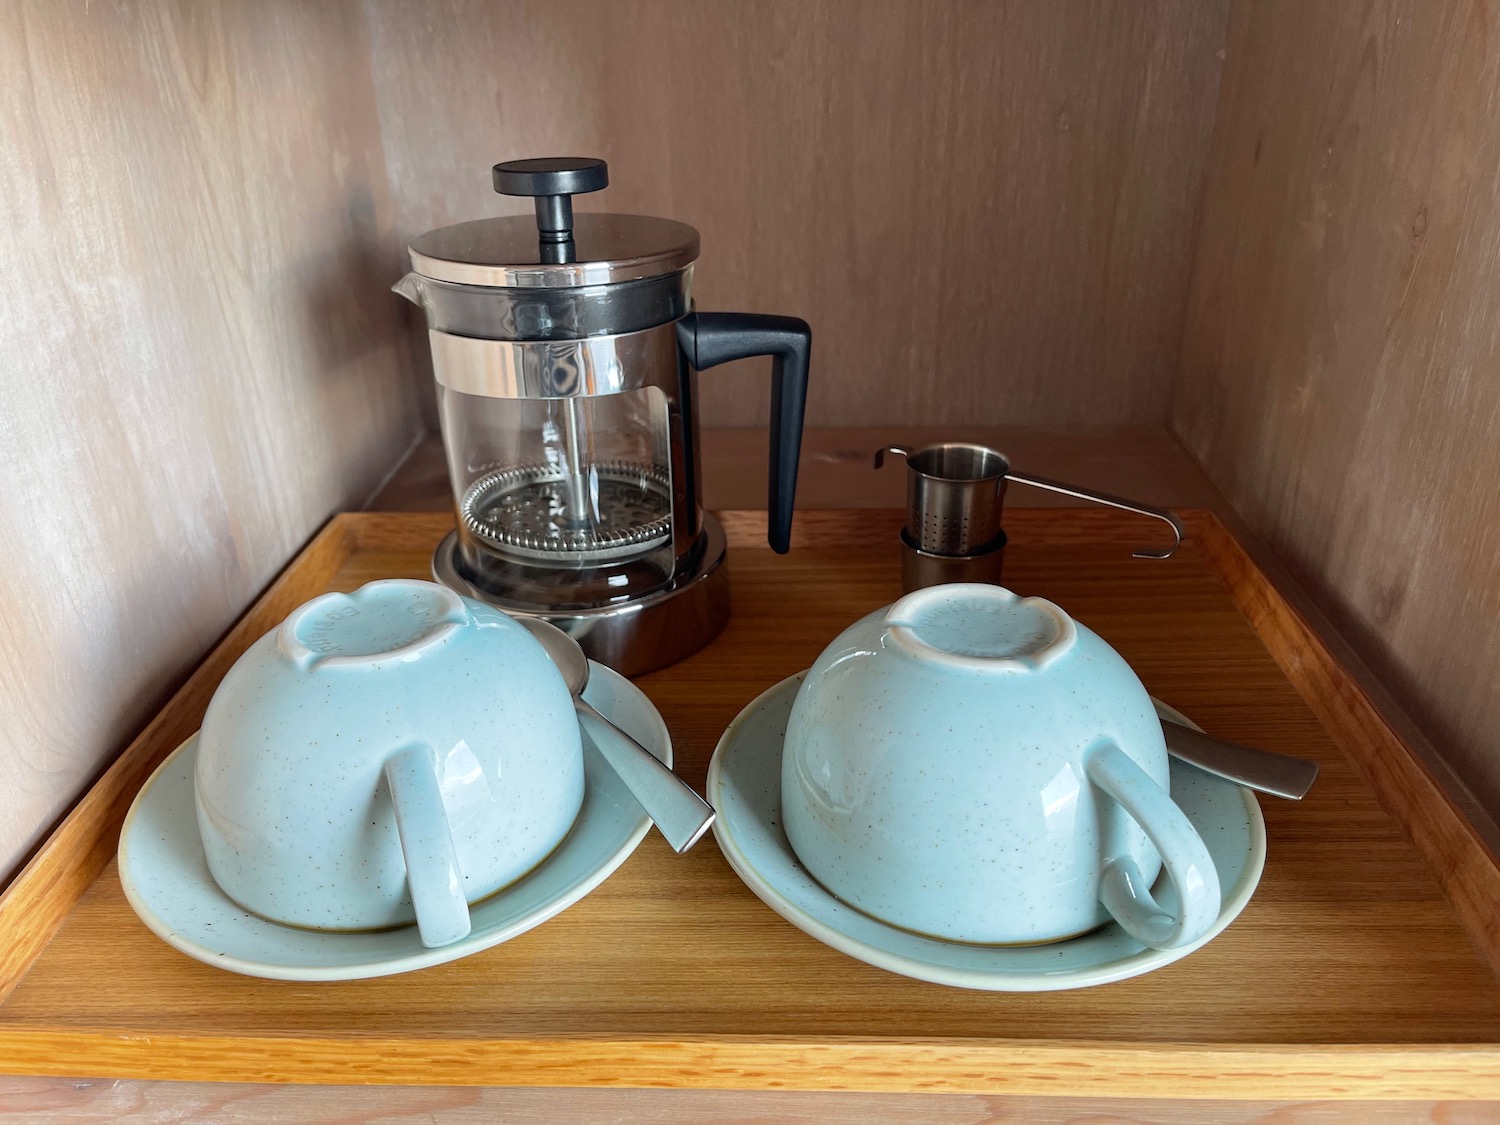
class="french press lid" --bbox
[407,157,699,289]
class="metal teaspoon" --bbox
[518,616,716,852]
[1161,718,1318,800]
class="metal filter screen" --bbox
[460,460,672,565]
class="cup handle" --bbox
[1084,742,1221,950]
[384,744,472,948]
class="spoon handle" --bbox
[575,700,717,852]
[1161,720,1319,801]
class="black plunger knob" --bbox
[493,157,609,262]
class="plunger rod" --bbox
[560,398,599,530]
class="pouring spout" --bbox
[392,272,425,306]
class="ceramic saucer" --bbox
[119,663,668,981]
[707,673,1266,991]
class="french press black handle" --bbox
[493,156,609,263]
[677,312,812,554]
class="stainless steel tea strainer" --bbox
[875,442,1185,591]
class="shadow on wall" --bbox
[294,186,412,378]
[360,0,1233,430]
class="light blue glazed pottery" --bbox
[780,584,1221,950]
[195,578,584,949]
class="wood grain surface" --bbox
[0,0,422,884]
[1,511,1498,1098]
[5,1079,1500,1125]
[1174,0,1500,821]
[372,427,1226,516]
[1192,514,1500,973]
[363,0,1229,429]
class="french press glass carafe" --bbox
[396,157,811,675]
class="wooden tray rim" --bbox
[0,508,1496,1097]
[0,1030,1499,1098]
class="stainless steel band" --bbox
[432,521,731,678]
[398,268,693,340]
[427,322,681,399]
[407,214,700,288]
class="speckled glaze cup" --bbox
[781,584,1221,950]
[195,579,583,949]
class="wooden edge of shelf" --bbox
[1185,509,1500,971]
[712,507,1155,550]
[0,1030,1496,1098]
[338,508,913,553]
[340,506,1195,553]
[343,509,453,550]
[0,514,364,1004]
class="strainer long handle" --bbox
[1004,471,1185,559]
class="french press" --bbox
[396,157,811,675]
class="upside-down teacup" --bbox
[195,578,584,948]
[781,583,1220,950]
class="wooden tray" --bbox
[1,509,1498,1098]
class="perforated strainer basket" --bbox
[874,444,1009,555]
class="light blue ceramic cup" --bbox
[781,584,1221,950]
[195,578,583,949]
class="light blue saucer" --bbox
[707,673,1266,991]
[119,663,668,981]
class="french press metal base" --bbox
[432,517,731,677]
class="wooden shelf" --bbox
[0,509,1497,1097]
[368,427,1227,514]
